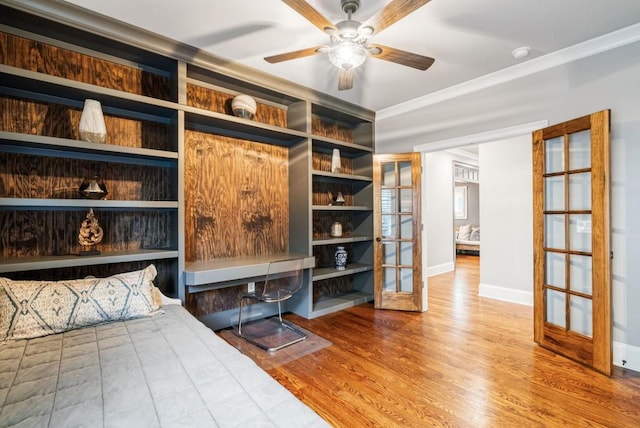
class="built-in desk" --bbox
[184,253,315,293]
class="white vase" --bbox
[330,221,343,237]
[331,148,342,173]
[79,99,107,143]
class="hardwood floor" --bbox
[271,255,640,427]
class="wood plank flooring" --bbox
[269,255,640,427]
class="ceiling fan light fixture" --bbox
[328,41,367,70]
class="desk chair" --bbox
[237,258,307,351]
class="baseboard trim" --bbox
[478,283,533,306]
[613,341,640,372]
[427,262,454,277]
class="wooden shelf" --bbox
[312,235,372,246]
[313,263,373,281]
[311,291,374,318]
[0,249,178,273]
[312,205,372,212]
[184,108,307,147]
[0,65,178,119]
[0,198,178,209]
[312,137,374,155]
[313,170,372,182]
[0,131,178,166]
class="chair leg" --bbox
[277,300,283,322]
[238,296,246,336]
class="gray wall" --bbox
[376,40,640,353]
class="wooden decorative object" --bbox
[78,208,103,255]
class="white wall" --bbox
[424,151,455,275]
[377,39,640,368]
[478,136,533,305]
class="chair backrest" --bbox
[259,258,305,302]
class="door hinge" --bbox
[611,251,614,260]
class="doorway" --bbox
[417,121,548,310]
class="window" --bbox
[454,186,467,219]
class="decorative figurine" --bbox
[78,208,104,256]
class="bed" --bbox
[0,266,328,428]
[455,224,480,255]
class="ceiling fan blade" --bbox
[368,44,435,70]
[363,0,431,35]
[338,69,353,91]
[282,0,336,33]
[264,46,325,63]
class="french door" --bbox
[373,153,423,311]
[532,110,611,375]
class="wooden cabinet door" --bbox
[373,153,423,311]
[532,110,611,375]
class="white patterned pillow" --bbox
[0,264,160,341]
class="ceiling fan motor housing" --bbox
[341,0,360,15]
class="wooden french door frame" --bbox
[373,153,423,311]
[532,110,611,375]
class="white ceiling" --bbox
[63,0,640,112]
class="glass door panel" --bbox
[569,214,592,252]
[570,296,593,337]
[546,289,566,328]
[545,252,566,288]
[545,214,566,249]
[400,268,413,292]
[569,173,591,211]
[382,163,396,186]
[545,176,564,211]
[569,130,591,170]
[545,136,564,173]
[569,255,593,295]
[399,162,412,186]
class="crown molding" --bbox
[379,22,640,120]
[414,121,548,153]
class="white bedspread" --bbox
[0,304,328,427]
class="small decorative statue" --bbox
[78,208,104,256]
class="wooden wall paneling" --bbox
[312,151,354,174]
[2,258,178,296]
[186,84,288,128]
[0,32,171,100]
[185,286,248,316]
[184,129,289,262]
[312,276,353,303]
[0,96,172,150]
[312,212,353,239]
[0,209,174,258]
[311,116,354,143]
[312,181,354,206]
[0,152,174,200]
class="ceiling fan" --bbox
[265,0,435,90]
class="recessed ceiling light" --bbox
[512,46,531,60]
